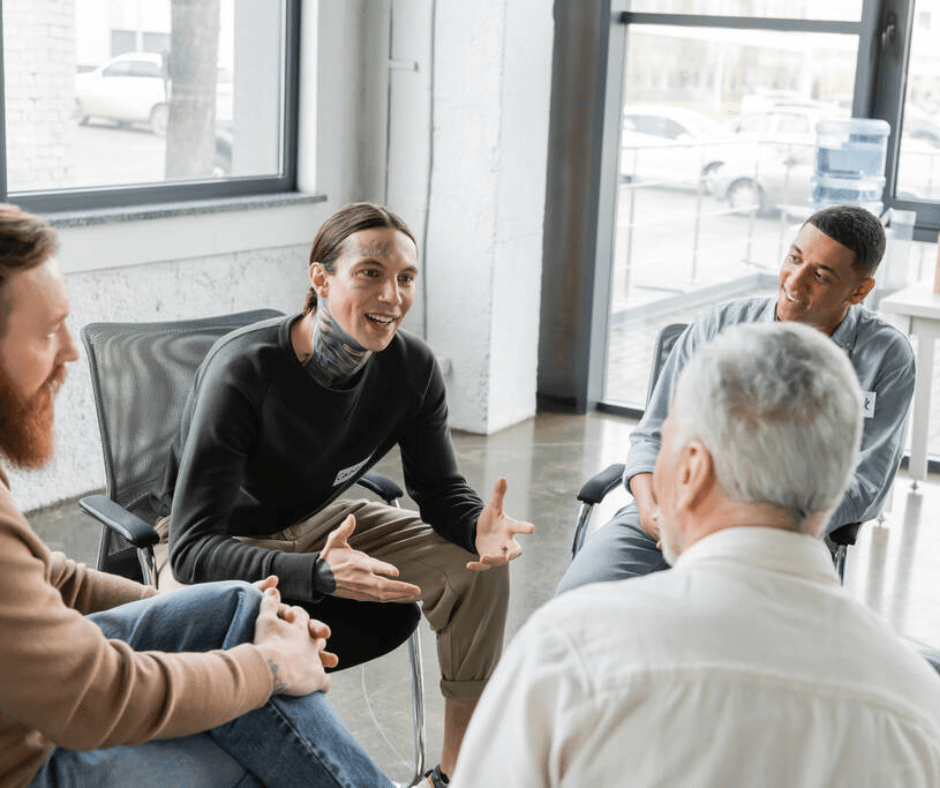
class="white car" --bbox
[75,53,169,135]
[709,144,816,216]
[714,103,836,215]
[619,104,740,191]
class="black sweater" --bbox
[157,314,483,602]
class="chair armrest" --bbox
[577,463,626,506]
[356,471,404,504]
[828,521,862,548]
[79,494,160,549]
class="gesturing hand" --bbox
[469,478,535,571]
[253,585,338,697]
[320,515,422,603]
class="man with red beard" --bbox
[0,204,394,788]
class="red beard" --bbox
[0,364,66,469]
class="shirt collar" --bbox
[759,296,777,323]
[674,526,841,586]
[829,303,860,353]
[764,296,860,354]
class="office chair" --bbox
[572,322,863,582]
[79,310,426,787]
[571,322,685,559]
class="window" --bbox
[538,0,932,417]
[595,0,931,411]
[891,0,940,211]
[1,0,300,211]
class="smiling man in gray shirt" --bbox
[558,204,915,593]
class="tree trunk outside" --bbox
[166,0,221,179]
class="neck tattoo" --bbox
[302,300,371,388]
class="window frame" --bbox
[867,0,939,240]
[0,0,302,213]
[616,2,936,239]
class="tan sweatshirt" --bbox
[0,470,273,787]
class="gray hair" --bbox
[670,322,863,531]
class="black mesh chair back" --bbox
[82,309,283,579]
[82,309,428,782]
[645,322,688,404]
[572,323,688,556]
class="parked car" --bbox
[712,138,919,216]
[721,101,939,213]
[739,90,816,115]
[709,144,815,216]
[619,104,739,191]
[75,53,233,139]
[75,52,169,135]
[729,103,838,156]
[715,103,835,215]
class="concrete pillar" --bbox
[231,0,281,175]
[3,0,77,191]
[389,0,553,434]
[537,0,615,411]
[303,0,391,205]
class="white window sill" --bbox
[44,192,330,274]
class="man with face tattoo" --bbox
[156,202,534,787]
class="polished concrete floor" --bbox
[27,409,940,784]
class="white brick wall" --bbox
[4,0,76,191]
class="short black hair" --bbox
[805,205,886,278]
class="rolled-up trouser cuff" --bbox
[440,677,490,701]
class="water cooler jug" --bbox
[813,118,891,216]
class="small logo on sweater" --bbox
[862,391,876,418]
[334,456,372,486]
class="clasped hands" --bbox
[319,477,535,604]
[252,575,337,697]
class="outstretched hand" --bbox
[320,515,422,603]
[468,478,535,571]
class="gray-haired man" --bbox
[453,322,940,787]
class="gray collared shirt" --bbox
[625,295,916,529]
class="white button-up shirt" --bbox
[452,528,940,787]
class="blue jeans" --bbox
[29,581,392,788]
[555,502,669,596]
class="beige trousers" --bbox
[157,500,508,700]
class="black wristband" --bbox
[312,554,337,595]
